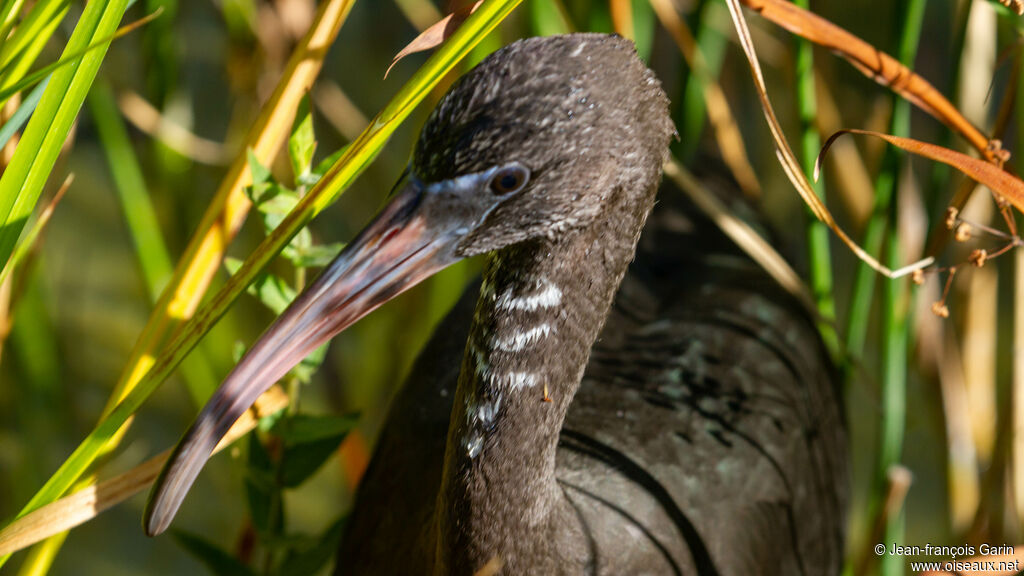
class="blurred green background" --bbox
[1,0,1022,574]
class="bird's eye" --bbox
[489,164,529,196]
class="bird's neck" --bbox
[434,189,655,572]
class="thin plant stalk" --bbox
[845,0,926,364]
[794,0,838,358]
[0,0,129,284]
[858,2,927,574]
[103,0,356,413]
[88,81,218,403]
[0,1,523,566]
[679,0,728,161]
[0,0,355,567]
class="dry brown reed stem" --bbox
[117,90,233,165]
[724,0,932,278]
[927,296,981,530]
[1015,248,1024,528]
[102,0,354,412]
[738,0,994,164]
[649,0,761,198]
[610,0,634,41]
[0,387,290,557]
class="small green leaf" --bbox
[288,95,316,184]
[273,413,358,445]
[231,340,246,364]
[278,517,347,576]
[311,145,348,180]
[225,257,297,315]
[171,530,257,576]
[251,273,297,316]
[273,413,357,487]
[257,406,287,433]
[252,190,297,215]
[288,342,329,384]
[246,148,273,186]
[245,181,279,207]
[245,433,281,536]
[283,242,343,269]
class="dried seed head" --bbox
[995,193,1011,210]
[945,207,959,230]
[987,139,1011,166]
[999,0,1024,16]
[955,222,972,242]
[932,301,950,318]
[969,249,988,267]
[911,269,925,285]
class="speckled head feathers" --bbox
[413,34,675,256]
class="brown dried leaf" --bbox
[386,0,484,78]
[739,0,995,164]
[723,0,932,278]
[816,129,1024,215]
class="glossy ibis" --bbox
[146,33,847,575]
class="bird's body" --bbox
[338,173,847,575]
[145,33,847,576]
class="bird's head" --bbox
[143,33,672,537]
[408,33,673,256]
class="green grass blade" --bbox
[877,3,926,574]
[0,0,70,82]
[679,0,727,160]
[0,75,47,149]
[793,0,838,358]
[0,7,157,109]
[88,81,173,300]
[89,81,219,406]
[0,0,27,55]
[631,0,654,60]
[0,0,130,285]
[0,0,522,560]
[845,0,926,362]
[528,0,573,35]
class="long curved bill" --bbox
[144,167,512,536]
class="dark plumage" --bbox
[336,35,847,575]
[144,33,846,575]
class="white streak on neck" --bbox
[493,278,562,313]
[501,372,537,391]
[492,323,553,352]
